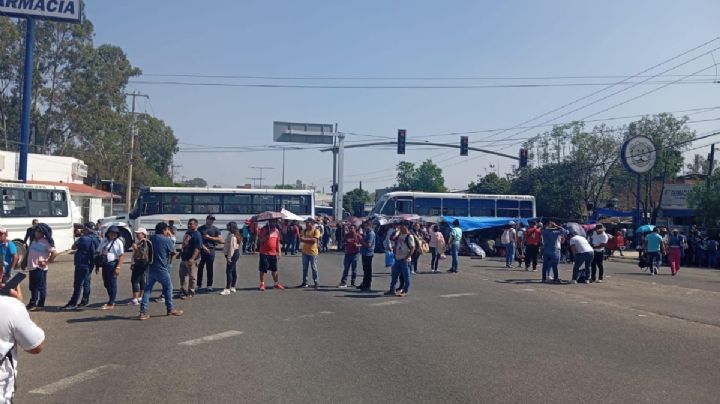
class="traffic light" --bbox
[460,136,469,156]
[397,129,406,154]
[519,148,528,168]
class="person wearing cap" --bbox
[197,214,223,293]
[96,226,125,310]
[384,220,415,297]
[257,219,284,291]
[0,228,18,283]
[667,228,687,276]
[298,218,321,288]
[130,228,152,305]
[447,219,462,273]
[540,221,565,283]
[139,222,183,320]
[61,223,100,310]
[590,224,609,283]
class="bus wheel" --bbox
[120,228,133,251]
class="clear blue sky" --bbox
[87,0,720,192]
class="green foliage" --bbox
[467,172,511,194]
[274,184,296,189]
[179,178,208,188]
[395,160,447,192]
[689,174,720,235]
[343,188,371,215]
[510,161,583,219]
[686,154,710,176]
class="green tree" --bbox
[343,188,371,216]
[467,172,511,194]
[689,174,720,237]
[395,160,447,192]
[511,161,584,219]
[181,177,208,188]
[686,154,710,176]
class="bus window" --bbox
[223,194,252,214]
[497,200,519,217]
[194,194,221,214]
[28,190,52,217]
[520,201,534,218]
[253,195,275,212]
[50,191,68,217]
[396,199,413,214]
[414,198,441,216]
[380,199,395,216]
[469,199,495,217]
[278,195,305,215]
[442,199,468,216]
[162,193,192,214]
[1,188,28,217]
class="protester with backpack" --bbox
[61,223,100,310]
[96,226,125,310]
[130,228,152,305]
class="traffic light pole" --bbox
[336,127,345,221]
[320,141,519,161]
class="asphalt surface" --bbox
[9,250,720,404]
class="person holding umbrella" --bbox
[257,217,284,291]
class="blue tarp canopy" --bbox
[443,216,529,232]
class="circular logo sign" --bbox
[621,136,657,174]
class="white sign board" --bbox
[0,0,82,23]
[273,121,334,144]
[660,184,695,209]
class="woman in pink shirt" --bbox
[428,224,445,273]
[26,226,57,311]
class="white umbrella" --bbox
[280,209,305,222]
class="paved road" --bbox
[10,251,720,404]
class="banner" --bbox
[0,0,82,23]
[660,184,695,209]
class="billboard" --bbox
[660,184,695,209]
[273,121,334,144]
[0,0,82,23]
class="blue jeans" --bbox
[140,269,175,313]
[451,244,460,271]
[430,247,440,270]
[341,254,358,284]
[101,261,118,305]
[242,236,250,253]
[197,251,215,288]
[542,251,560,281]
[28,269,47,307]
[390,259,411,292]
[648,251,661,271]
[302,254,319,284]
[69,264,92,305]
[504,242,515,266]
[225,251,239,289]
[572,252,593,281]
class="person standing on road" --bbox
[540,221,564,283]
[384,220,415,297]
[96,226,124,310]
[339,225,361,288]
[667,228,686,276]
[139,222,183,320]
[359,221,376,291]
[26,226,57,312]
[428,224,445,273]
[0,283,45,403]
[197,215,222,293]
[523,221,541,271]
[179,218,202,299]
[298,218,321,288]
[590,225,609,283]
[61,223,100,310]
[221,222,241,295]
[130,228,152,306]
[501,222,517,269]
[569,232,593,284]
[22,219,39,246]
[241,220,251,254]
[0,229,19,283]
[447,220,462,273]
[644,228,664,276]
[258,219,284,291]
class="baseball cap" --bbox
[206,214,216,220]
[134,227,148,235]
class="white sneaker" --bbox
[131,298,139,305]
[230,288,237,293]
[220,289,231,296]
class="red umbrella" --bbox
[252,211,283,222]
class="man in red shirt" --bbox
[523,220,541,272]
[338,225,362,288]
[257,219,284,291]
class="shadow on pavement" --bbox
[66,315,132,324]
[340,293,382,299]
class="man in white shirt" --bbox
[569,233,594,284]
[0,283,45,403]
[590,225,609,283]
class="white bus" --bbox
[371,191,536,219]
[105,187,315,245]
[0,182,77,252]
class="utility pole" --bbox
[281,148,286,187]
[708,143,716,188]
[170,164,183,183]
[101,179,115,215]
[124,91,149,211]
[248,166,274,188]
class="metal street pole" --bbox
[708,144,715,185]
[336,124,345,221]
[282,148,286,187]
[332,136,337,218]
[18,17,35,182]
[249,166,274,189]
[125,91,149,211]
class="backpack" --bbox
[133,239,154,266]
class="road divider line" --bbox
[29,364,123,395]
[439,293,477,298]
[178,330,244,346]
[370,300,404,306]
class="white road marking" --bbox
[370,300,405,306]
[319,311,334,315]
[178,330,244,346]
[637,314,647,317]
[522,288,536,292]
[439,293,477,298]
[29,365,123,395]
